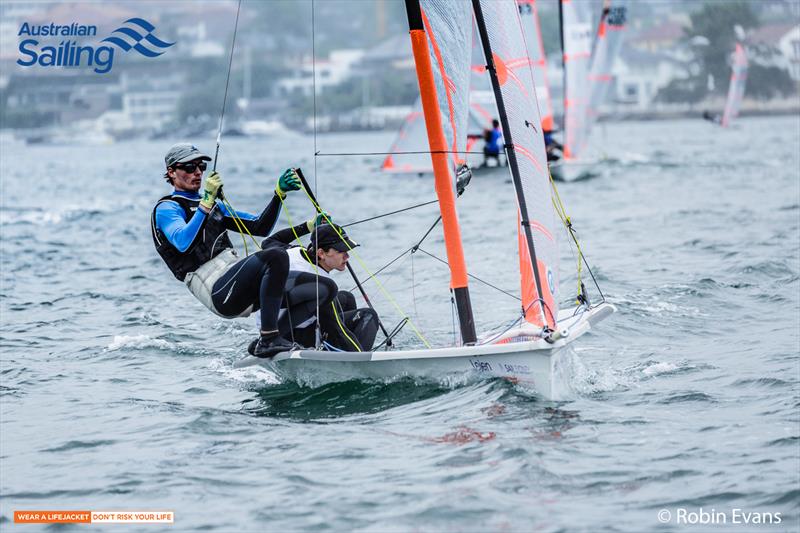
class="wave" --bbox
[105,334,175,351]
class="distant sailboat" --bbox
[720,43,748,128]
[381,99,432,175]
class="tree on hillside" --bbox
[684,1,760,95]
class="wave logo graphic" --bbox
[101,18,174,58]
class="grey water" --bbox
[1,116,798,532]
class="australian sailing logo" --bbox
[17,18,174,74]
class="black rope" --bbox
[212,0,242,171]
[342,199,439,228]
[580,248,606,303]
[315,150,486,157]
[343,212,441,292]
[416,247,521,302]
[412,217,441,252]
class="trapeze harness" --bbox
[150,191,288,324]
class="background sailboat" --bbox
[721,43,749,128]
[586,0,629,138]
[551,0,629,181]
[380,99,432,175]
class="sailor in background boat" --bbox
[252,221,380,353]
[150,143,304,358]
[482,119,503,168]
[702,110,722,125]
[543,127,564,162]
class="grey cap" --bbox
[164,143,211,168]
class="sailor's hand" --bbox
[200,171,223,211]
[275,168,301,199]
[306,211,332,232]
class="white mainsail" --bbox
[381,99,432,174]
[586,0,628,134]
[560,0,593,160]
[474,0,560,329]
[721,43,748,128]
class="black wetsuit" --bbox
[261,224,379,351]
[152,190,289,331]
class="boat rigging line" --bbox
[206,0,260,256]
[296,169,398,349]
[341,199,439,228]
[314,149,486,157]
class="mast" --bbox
[472,0,551,328]
[404,0,476,344]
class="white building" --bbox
[612,48,689,110]
[750,23,800,80]
[275,49,365,97]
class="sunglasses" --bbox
[174,161,207,173]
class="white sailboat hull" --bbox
[234,303,615,399]
[549,159,602,182]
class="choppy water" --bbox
[1,116,798,532]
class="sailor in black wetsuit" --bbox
[254,221,379,352]
[150,143,303,358]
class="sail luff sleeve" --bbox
[474,0,559,329]
[405,0,476,344]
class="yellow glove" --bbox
[306,212,332,232]
[200,171,223,210]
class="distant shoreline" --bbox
[598,106,800,122]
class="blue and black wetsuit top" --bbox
[151,190,281,281]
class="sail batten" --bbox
[473,0,559,329]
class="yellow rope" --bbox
[547,169,585,304]
[218,195,260,255]
[330,301,361,351]
[277,197,398,351]
[293,188,432,349]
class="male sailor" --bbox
[151,143,303,358]
[253,221,379,352]
[482,119,503,167]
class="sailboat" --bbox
[585,0,629,138]
[380,99,431,175]
[720,43,748,128]
[551,0,628,181]
[236,0,615,399]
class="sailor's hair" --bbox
[164,169,173,184]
